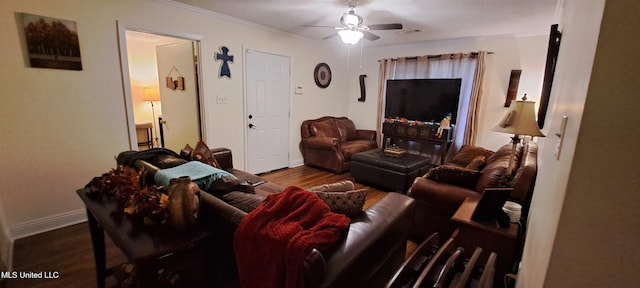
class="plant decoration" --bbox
[86,166,169,226]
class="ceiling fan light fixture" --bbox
[341,12,361,27]
[338,29,364,45]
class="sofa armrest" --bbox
[133,160,160,187]
[199,191,246,226]
[306,192,415,287]
[210,147,233,169]
[408,177,481,213]
[355,129,377,142]
[301,136,341,151]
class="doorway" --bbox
[119,28,204,152]
[245,50,291,174]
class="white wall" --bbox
[346,34,549,151]
[516,0,606,285]
[0,0,348,251]
[520,0,640,286]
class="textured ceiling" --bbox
[172,0,559,47]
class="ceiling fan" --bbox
[305,0,403,44]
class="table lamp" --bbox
[491,94,545,176]
[143,87,160,147]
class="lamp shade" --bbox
[142,87,160,101]
[338,29,364,45]
[492,100,545,137]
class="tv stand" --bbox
[382,121,453,165]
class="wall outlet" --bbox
[216,95,228,104]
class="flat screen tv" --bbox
[385,78,462,123]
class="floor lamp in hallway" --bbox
[143,87,161,148]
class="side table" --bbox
[77,188,211,288]
[450,197,520,284]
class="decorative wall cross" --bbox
[215,46,233,78]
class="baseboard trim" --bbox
[290,158,303,168]
[9,209,87,241]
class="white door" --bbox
[246,50,291,174]
[156,41,201,152]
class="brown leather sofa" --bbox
[300,116,378,174]
[407,141,538,241]
[121,146,416,288]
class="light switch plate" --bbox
[555,116,568,160]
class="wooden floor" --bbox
[5,165,410,288]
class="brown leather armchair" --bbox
[300,116,377,174]
[407,141,538,241]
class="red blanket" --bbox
[234,186,350,288]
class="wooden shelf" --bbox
[382,122,453,165]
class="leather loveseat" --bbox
[407,141,538,241]
[120,145,416,288]
[300,116,377,174]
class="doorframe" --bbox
[116,21,206,150]
[243,48,293,172]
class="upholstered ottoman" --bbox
[351,149,432,193]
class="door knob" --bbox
[248,114,253,119]
[248,123,255,128]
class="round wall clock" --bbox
[314,63,332,88]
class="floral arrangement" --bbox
[86,166,169,225]
[384,117,436,126]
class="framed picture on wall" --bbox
[20,13,83,71]
[537,24,562,128]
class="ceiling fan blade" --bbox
[323,33,339,40]
[367,23,403,30]
[363,31,380,41]
[303,25,341,29]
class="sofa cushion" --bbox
[309,119,340,139]
[307,180,355,192]
[449,145,494,166]
[191,141,222,168]
[425,165,483,190]
[475,161,509,192]
[465,156,486,170]
[335,118,358,142]
[222,191,265,213]
[341,140,378,161]
[486,144,522,164]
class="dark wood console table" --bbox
[382,122,453,165]
[77,188,212,288]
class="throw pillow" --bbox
[425,165,483,190]
[191,141,221,168]
[222,191,265,213]
[180,144,194,160]
[208,176,255,197]
[313,189,366,217]
[465,156,486,171]
[449,145,495,166]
